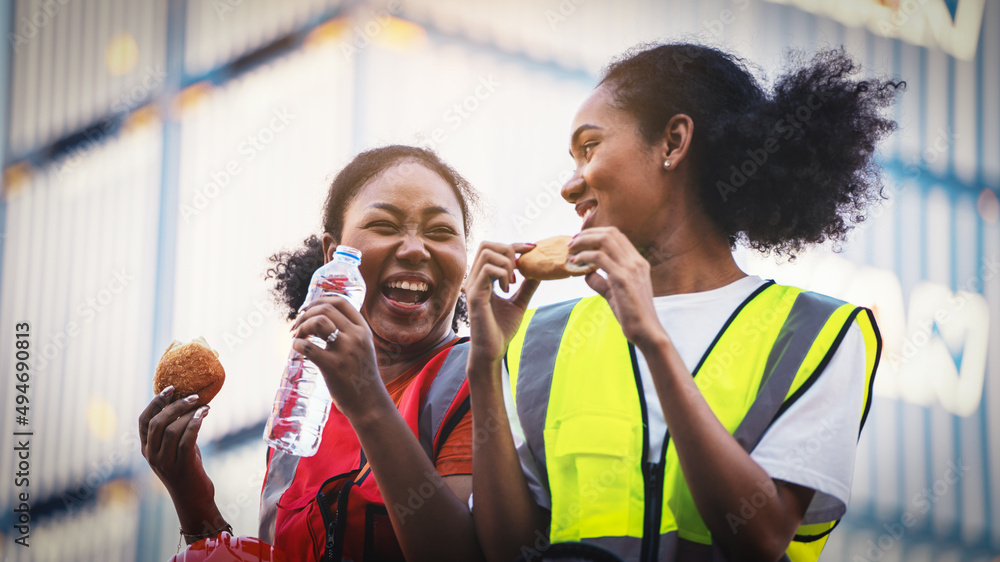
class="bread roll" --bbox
[153,337,225,405]
[517,235,597,280]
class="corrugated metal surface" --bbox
[170,36,354,441]
[182,0,344,77]
[1,1,997,560]
[0,117,162,556]
[6,0,168,160]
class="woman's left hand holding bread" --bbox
[139,387,226,542]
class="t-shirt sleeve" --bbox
[434,408,473,476]
[749,320,869,524]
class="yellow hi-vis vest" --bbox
[506,281,881,562]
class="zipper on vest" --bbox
[629,343,662,562]
[642,460,662,561]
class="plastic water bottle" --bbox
[263,245,366,456]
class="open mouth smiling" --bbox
[380,275,433,309]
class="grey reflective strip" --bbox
[258,449,300,544]
[418,341,470,459]
[732,291,844,453]
[584,535,642,561]
[516,299,580,494]
[580,532,787,561]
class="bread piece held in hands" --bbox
[517,235,597,281]
[153,337,225,405]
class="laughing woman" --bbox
[466,45,901,561]
[140,145,483,561]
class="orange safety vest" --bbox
[258,339,471,561]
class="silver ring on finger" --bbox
[326,328,341,346]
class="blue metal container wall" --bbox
[0,0,997,560]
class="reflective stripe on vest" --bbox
[419,343,471,460]
[507,284,880,562]
[257,339,472,556]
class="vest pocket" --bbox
[545,412,641,540]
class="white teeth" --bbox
[387,280,429,292]
[583,206,595,220]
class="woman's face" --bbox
[334,161,467,348]
[562,84,671,247]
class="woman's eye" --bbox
[368,221,399,232]
[426,226,457,239]
[582,142,597,158]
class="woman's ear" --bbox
[661,114,694,168]
[321,233,338,264]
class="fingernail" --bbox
[511,271,518,284]
[524,242,536,247]
[158,385,174,398]
[194,406,210,420]
[184,394,200,404]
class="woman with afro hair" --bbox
[465,44,903,561]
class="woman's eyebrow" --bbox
[365,202,456,218]
[365,202,404,216]
[570,124,601,155]
[423,206,456,218]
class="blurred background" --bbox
[0,0,997,560]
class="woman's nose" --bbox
[561,171,585,203]
[396,234,431,264]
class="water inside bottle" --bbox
[264,246,366,457]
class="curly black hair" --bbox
[264,145,478,331]
[600,43,904,256]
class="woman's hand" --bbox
[291,296,383,419]
[139,386,215,516]
[568,227,666,346]
[463,242,539,370]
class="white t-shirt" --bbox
[498,275,868,525]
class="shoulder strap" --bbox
[418,339,471,460]
[512,298,581,493]
[732,290,849,453]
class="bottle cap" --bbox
[333,245,362,264]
